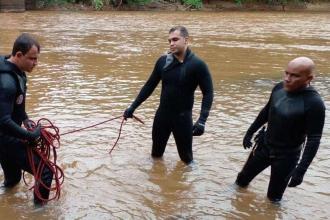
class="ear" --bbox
[307,74,314,84]
[184,37,189,44]
[16,51,23,58]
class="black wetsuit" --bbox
[130,49,213,163]
[0,56,52,203]
[236,82,325,201]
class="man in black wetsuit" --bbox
[123,26,214,164]
[236,57,325,202]
[0,33,53,205]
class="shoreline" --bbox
[2,1,330,12]
[28,1,330,12]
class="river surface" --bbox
[0,11,329,219]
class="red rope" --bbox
[24,118,64,203]
[109,117,125,155]
[60,115,144,154]
[23,115,143,203]
[109,116,144,154]
[61,116,122,136]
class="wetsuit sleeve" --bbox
[23,111,28,121]
[245,83,280,135]
[0,74,31,139]
[196,61,214,124]
[130,58,162,110]
[296,97,325,175]
[246,98,270,136]
[18,95,28,121]
[22,96,28,120]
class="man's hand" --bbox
[192,121,205,136]
[123,107,135,120]
[288,168,304,187]
[27,125,41,141]
[23,119,35,130]
[243,133,253,149]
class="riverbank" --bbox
[202,0,330,12]
[2,0,330,12]
[29,0,330,12]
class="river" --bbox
[0,11,329,219]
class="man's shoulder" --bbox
[0,73,18,91]
[0,55,14,74]
[186,52,210,74]
[188,52,205,65]
[155,54,168,65]
[272,81,284,92]
[304,87,325,109]
[0,56,8,72]
[157,53,168,61]
[0,56,18,89]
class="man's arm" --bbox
[246,102,269,135]
[288,96,325,187]
[130,62,162,109]
[245,82,285,138]
[192,60,213,136]
[0,74,38,140]
[197,61,213,124]
[124,58,163,118]
[241,82,284,149]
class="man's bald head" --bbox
[284,57,315,92]
[287,57,315,76]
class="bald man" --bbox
[235,57,325,202]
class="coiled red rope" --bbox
[24,118,64,203]
[23,115,143,203]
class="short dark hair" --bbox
[12,33,40,56]
[169,26,189,38]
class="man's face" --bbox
[17,45,39,72]
[168,30,187,55]
[283,64,313,92]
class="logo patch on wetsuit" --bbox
[16,94,24,105]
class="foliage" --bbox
[37,0,107,9]
[127,0,152,5]
[235,0,243,5]
[92,0,104,9]
[182,0,203,8]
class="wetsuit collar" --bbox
[3,56,24,75]
[164,48,194,72]
[173,48,194,63]
[177,48,193,63]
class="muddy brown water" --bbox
[0,11,329,219]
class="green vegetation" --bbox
[182,0,203,9]
[92,0,104,10]
[127,0,152,5]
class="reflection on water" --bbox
[0,11,329,219]
[143,160,193,219]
